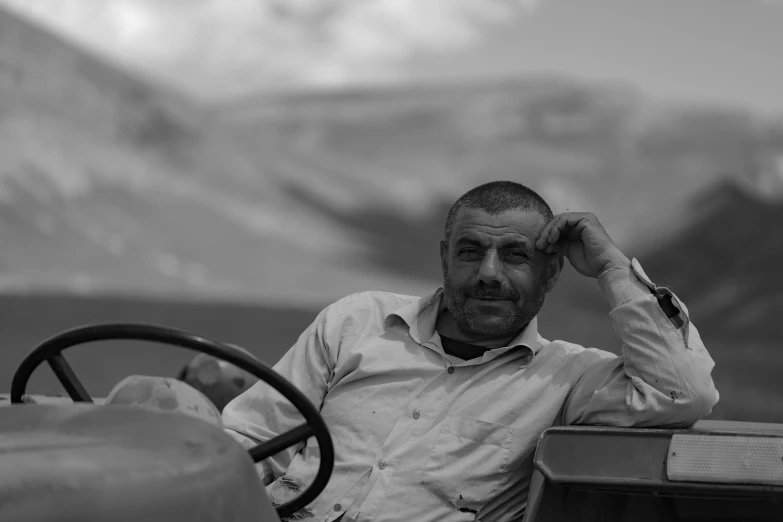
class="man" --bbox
[222,181,719,522]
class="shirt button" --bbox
[447,366,455,374]
[378,461,387,470]
[412,409,420,419]
[334,504,342,512]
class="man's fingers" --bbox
[537,213,567,248]
[535,216,555,249]
[537,218,556,249]
[537,213,590,249]
[548,218,563,244]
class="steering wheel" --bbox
[9,323,334,519]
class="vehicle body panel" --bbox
[524,423,783,522]
[0,403,280,522]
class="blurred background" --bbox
[0,0,781,422]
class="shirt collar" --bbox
[384,287,543,356]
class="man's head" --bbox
[440,181,564,344]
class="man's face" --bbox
[440,207,559,339]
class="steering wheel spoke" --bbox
[249,423,315,462]
[9,323,334,520]
[46,353,92,403]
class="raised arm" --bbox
[563,259,719,427]
[535,212,719,428]
[222,304,337,485]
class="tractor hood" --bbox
[0,403,280,522]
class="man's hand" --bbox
[535,212,630,278]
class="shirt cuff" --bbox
[598,258,656,309]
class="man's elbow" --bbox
[670,341,720,427]
[669,379,720,428]
[692,378,720,420]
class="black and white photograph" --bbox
[0,1,781,521]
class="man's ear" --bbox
[544,253,565,294]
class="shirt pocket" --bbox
[419,415,514,514]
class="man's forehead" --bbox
[451,207,547,239]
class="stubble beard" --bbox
[442,272,548,338]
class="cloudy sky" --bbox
[2,0,782,114]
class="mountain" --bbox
[4,3,781,302]
[0,6,435,306]
[218,77,783,280]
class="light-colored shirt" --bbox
[222,259,719,522]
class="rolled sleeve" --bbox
[564,259,719,428]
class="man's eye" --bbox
[458,248,480,257]
[505,252,526,261]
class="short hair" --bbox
[444,181,554,243]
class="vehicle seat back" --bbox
[524,425,783,522]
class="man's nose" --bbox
[478,251,503,284]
